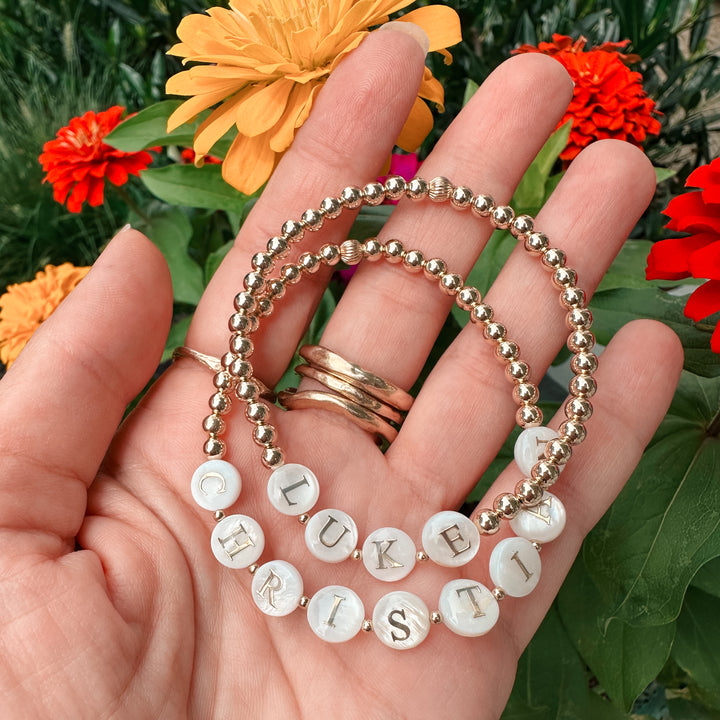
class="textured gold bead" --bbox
[340,239,364,265]
[428,176,453,202]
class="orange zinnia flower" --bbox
[166,1,461,194]
[513,34,661,162]
[0,263,91,368]
[40,106,153,213]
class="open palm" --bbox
[1,29,682,720]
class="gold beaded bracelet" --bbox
[185,175,597,648]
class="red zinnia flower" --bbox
[513,34,661,162]
[180,148,222,165]
[646,157,720,353]
[39,106,153,213]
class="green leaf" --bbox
[691,556,720,598]
[532,120,571,185]
[161,315,192,363]
[205,239,233,284]
[584,371,720,627]
[590,287,720,377]
[348,205,393,241]
[137,207,204,305]
[655,166,677,183]
[105,100,195,151]
[666,698,720,719]
[672,587,720,709]
[597,240,702,292]
[558,557,675,711]
[140,164,255,215]
[462,79,479,107]
[503,604,630,720]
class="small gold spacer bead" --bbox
[416,551,429,562]
[352,549,362,561]
[299,595,310,608]
[492,588,506,601]
[248,564,259,575]
[362,619,374,633]
[532,542,543,553]
[214,510,225,522]
[431,611,443,624]
[298,514,310,525]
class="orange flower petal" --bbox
[398,6,462,55]
[194,92,247,156]
[234,78,295,137]
[269,82,319,153]
[222,131,276,194]
[396,96,434,152]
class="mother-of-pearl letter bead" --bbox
[267,463,320,515]
[251,560,303,617]
[489,537,541,598]
[211,514,264,568]
[362,527,416,582]
[510,491,566,543]
[439,579,499,637]
[305,509,358,563]
[372,591,430,649]
[421,511,480,567]
[514,426,562,476]
[191,460,241,511]
[307,585,365,643]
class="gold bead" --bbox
[281,263,302,284]
[406,177,428,200]
[456,286,481,310]
[204,437,225,458]
[492,588,506,601]
[512,382,538,404]
[213,371,233,391]
[299,595,311,608]
[281,219,304,241]
[267,235,290,258]
[384,239,405,263]
[363,238,383,261]
[362,620,374,633]
[340,186,363,208]
[384,175,406,199]
[431,611,443,624]
[552,267,577,288]
[470,303,493,324]
[214,510,225,522]
[403,249,425,272]
[531,460,560,486]
[299,252,321,274]
[493,492,521,519]
[253,423,275,446]
[517,404,543,427]
[440,272,463,295]
[512,214,534,237]
[515,479,543,506]
[571,352,598,375]
[248,563,259,575]
[243,271,265,292]
[229,312,253,334]
[471,193,494,216]
[484,322,506,342]
[352,549,362,560]
[340,239,363,265]
[235,381,259,402]
[423,257,447,279]
[301,208,324,231]
[560,287,586,309]
[566,397,593,422]
[475,509,501,534]
[251,251,274,273]
[541,247,566,269]
[416,551,429,562]
[246,401,270,423]
[428,176,453,202]
[262,446,284,468]
[233,291,256,313]
[532,541,543,552]
[567,308,593,330]
[506,361,529,382]
[362,181,385,205]
[229,358,251,378]
[321,196,342,219]
[298,514,310,525]
[319,244,340,265]
[569,375,597,398]
[560,420,587,445]
[491,205,514,229]
[450,185,473,209]
[544,439,572,465]
[202,413,225,435]
[209,392,231,415]
[497,341,520,362]
[525,231,549,253]
[568,330,595,353]
[230,334,254,358]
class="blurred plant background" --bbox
[1,0,719,718]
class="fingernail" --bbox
[377,21,429,56]
[114,223,132,238]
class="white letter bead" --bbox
[421,511,480,567]
[372,591,430,649]
[489,537,541,597]
[510,491,566,543]
[191,460,241,511]
[305,509,358,563]
[267,463,320,515]
[514,426,562,476]
[211,514,264,568]
[439,579,499,637]
[251,560,303,617]
[362,528,416,582]
[307,585,365,643]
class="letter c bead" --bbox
[191,459,241,511]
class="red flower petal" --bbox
[664,191,720,234]
[684,280,720,321]
[646,234,718,280]
[688,237,720,281]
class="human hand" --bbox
[0,27,682,720]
